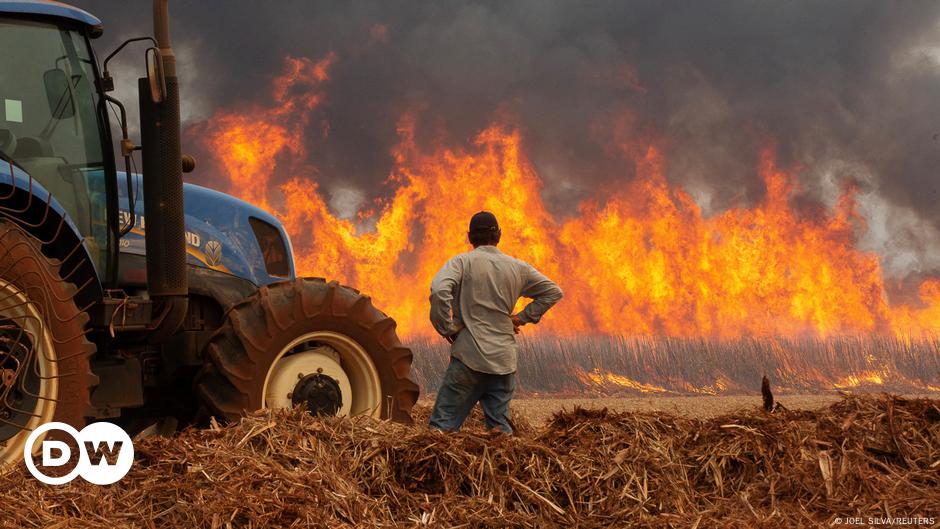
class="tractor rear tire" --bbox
[196,278,419,423]
[0,222,96,467]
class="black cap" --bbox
[469,211,499,233]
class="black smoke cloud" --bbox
[73,0,940,274]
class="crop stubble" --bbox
[0,394,937,528]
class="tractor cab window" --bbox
[249,217,290,277]
[0,18,109,272]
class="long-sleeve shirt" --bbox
[429,245,563,375]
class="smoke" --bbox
[73,0,940,276]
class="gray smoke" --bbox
[73,0,940,276]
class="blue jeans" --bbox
[429,357,516,434]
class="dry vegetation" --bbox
[507,394,847,424]
[1,394,938,528]
[411,335,940,395]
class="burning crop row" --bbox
[189,55,940,341]
[411,334,940,395]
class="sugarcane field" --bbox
[1,1,940,528]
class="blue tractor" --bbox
[0,0,418,465]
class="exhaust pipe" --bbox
[139,0,187,342]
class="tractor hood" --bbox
[118,174,295,287]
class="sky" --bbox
[71,0,940,278]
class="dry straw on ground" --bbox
[1,394,938,528]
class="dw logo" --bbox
[23,422,134,485]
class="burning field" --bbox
[177,53,940,396]
[191,53,940,342]
[2,394,938,528]
[16,3,934,526]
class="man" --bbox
[428,211,563,433]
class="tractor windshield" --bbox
[0,18,109,272]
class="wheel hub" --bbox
[291,373,343,416]
[264,345,354,417]
[0,318,41,440]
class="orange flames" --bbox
[196,54,335,211]
[195,55,940,340]
[576,368,669,393]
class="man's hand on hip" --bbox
[445,323,464,343]
[511,314,526,334]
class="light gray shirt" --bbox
[429,245,563,375]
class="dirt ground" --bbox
[420,393,939,425]
[509,394,840,424]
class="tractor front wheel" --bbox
[196,278,419,423]
[0,222,95,467]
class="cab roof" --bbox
[0,0,100,27]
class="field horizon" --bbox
[410,334,940,397]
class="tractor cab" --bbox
[0,6,111,274]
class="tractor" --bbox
[0,0,419,466]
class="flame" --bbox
[833,371,885,389]
[576,368,669,393]
[198,54,335,211]
[193,55,940,341]
[684,376,732,396]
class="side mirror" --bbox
[145,47,166,104]
[43,69,75,119]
